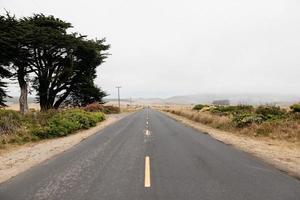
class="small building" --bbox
[212,99,230,106]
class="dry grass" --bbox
[162,107,300,143]
[121,106,143,113]
[6,103,40,111]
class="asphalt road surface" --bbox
[1,108,300,200]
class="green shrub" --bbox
[0,108,106,147]
[210,105,254,116]
[32,109,105,139]
[290,104,300,113]
[233,113,264,128]
[23,109,57,126]
[255,105,286,120]
[192,104,207,111]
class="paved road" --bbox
[0,109,300,200]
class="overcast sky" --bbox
[1,0,300,98]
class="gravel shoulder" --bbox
[0,113,129,183]
[162,111,300,179]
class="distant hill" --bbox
[164,93,300,105]
[106,93,300,106]
[7,93,300,106]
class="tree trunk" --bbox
[18,68,28,114]
[19,83,28,114]
[39,76,51,112]
[39,95,49,112]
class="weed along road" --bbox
[0,109,300,200]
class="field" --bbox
[160,104,300,143]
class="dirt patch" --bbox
[162,111,300,179]
[0,113,128,183]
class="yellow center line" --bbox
[144,156,151,187]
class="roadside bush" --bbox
[102,105,120,114]
[233,113,264,128]
[0,110,23,134]
[0,108,106,147]
[255,105,286,120]
[32,109,105,139]
[192,104,208,111]
[210,105,254,116]
[24,109,57,126]
[290,104,300,113]
[83,103,104,112]
[84,103,120,114]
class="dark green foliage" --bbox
[17,14,109,111]
[32,109,105,138]
[290,104,300,113]
[231,105,288,128]
[0,66,12,107]
[66,83,107,107]
[210,105,254,116]
[0,79,10,107]
[192,104,207,111]
[255,105,286,120]
[22,14,110,110]
[0,13,110,111]
[0,13,27,108]
[210,105,287,127]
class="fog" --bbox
[2,0,300,99]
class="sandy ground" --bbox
[6,103,40,111]
[0,113,129,183]
[162,111,300,179]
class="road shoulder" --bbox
[0,113,129,183]
[161,110,300,179]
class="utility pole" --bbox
[116,86,121,110]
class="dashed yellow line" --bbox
[144,156,151,187]
[145,130,150,136]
